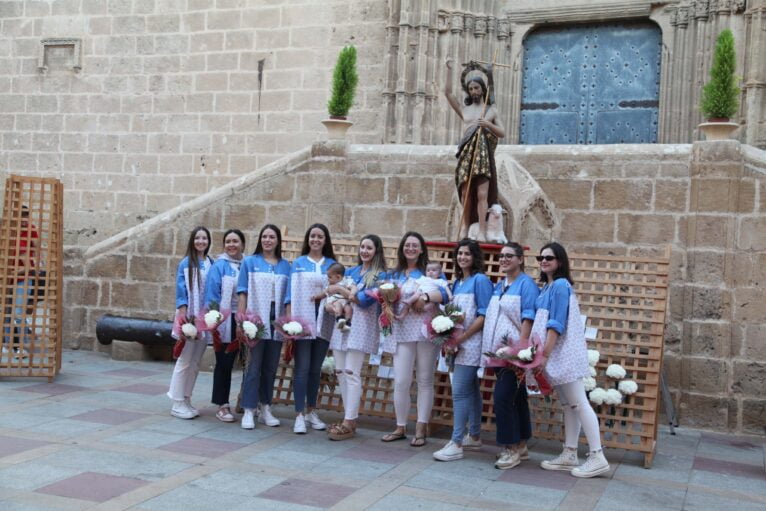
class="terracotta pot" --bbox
[322,118,353,140]
[698,121,738,141]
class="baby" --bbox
[317,262,356,332]
[396,262,451,320]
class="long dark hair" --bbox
[538,242,573,285]
[464,77,492,106]
[357,234,387,289]
[254,223,282,260]
[300,223,336,260]
[184,226,211,297]
[222,228,246,248]
[453,238,484,281]
[503,241,526,273]
[394,231,429,275]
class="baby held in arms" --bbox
[316,262,357,332]
[396,262,451,320]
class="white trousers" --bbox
[167,340,207,401]
[555,380,602,451]
[334,349,366,421]
[392,341,438,426]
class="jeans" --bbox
[556,380,602,451]
[3,280,33,346]
[392,341,438,426]
[494,368,531,446]
[292,338,329,413]
[451,364,483,443]
[167,336,207,401]
[334,349,366,421]
[241,339,282,409]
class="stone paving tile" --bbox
[688,469,766,496]
[682,491,766,511]
[593,479,686,511]
[36,471,148,502]
[111,383,168,396]
[0,435,52,459]
[103,429,188,449]
[37,447,192,481]
[0,461,82,491]
[158,436,248,458]
[0,413,59,430]
[102,368,162,378]
[258,477,357,508]
[496,461,577,491]
[14,383,87,396]
[243,446,332,470]
[25,418,108,438]
[22,401,102,419]
[614,451,694,484]
[69,408,151,425]
[138,485,248,511]
[695,438,766,467]
[693,456,766,480]
[311,455,395,481]
[484,479,568,509]
[405,465,494,498]
[187,468,285,497]
[193,423,279,444]
[338,442,419,465]
[367,493,468,511]
[142,417,221,436]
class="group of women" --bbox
[166,224,610,479]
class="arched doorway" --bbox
[520,22,662,145]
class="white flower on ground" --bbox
[583,376,597,392]
[618,380,638,395]
[321,356,335,375]
[589,387,607,405]
[606,364,627,379]
[282,321,303,336]
[181,323,197,339]
[204,310,222,329]
[587,349,600,367]
[517,347,534,362]
[604,388,623,405]
[589,366,597,377]
[242,321,258,339]
[431,315,454,334]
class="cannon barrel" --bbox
[96,314,175,346]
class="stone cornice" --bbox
[505,1,670,24]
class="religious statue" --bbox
[444,59,506,241]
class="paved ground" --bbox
[0,350,764,511]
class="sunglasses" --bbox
[498,253,519,260]
[535,255,557,262]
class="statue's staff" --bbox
[457,48,499,237]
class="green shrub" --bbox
[700,29,739,120]
[327,46,358,118]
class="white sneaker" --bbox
[294,413,307,434]
[305,410,326,430]
[336,318,346,330]
[519,445,530,460]
[258,404,281,427]
[495,448,521,470]
[184,398,199,418]
[541,447,579,471]
[462,434,482,451]
[571,450,610,478]
[170,400,195,420]
[433,440,463,461]
[241,409,255,429]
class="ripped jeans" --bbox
[333,349,366,421]
[554,380,602,452]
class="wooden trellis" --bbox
[0,175,64,380]
[273,236,668,467]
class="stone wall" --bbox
[66,139,766,434]
[0,0,388,247]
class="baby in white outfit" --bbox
[396,262,451,320]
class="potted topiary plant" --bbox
[698,29,740,141]
[322,45,358,140]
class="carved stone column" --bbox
[744,0,766,147]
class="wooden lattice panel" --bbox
[0,175,63,380]
[273,236,668,467]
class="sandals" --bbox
[381,430,407,442]
[410,423,427,447]
[216,406,235,423]
[410,436,427,447]
[327,422,356,441]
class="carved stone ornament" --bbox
[437,10,450,32]
[670,8,679,25]
[464,14,475,33]
[475,16,487,36]
[497,18,511,39]
[37,38,82,73]
[695,0,710,19]
[450,12,464,33]
[733,0,745,12]
[678,6,690,27]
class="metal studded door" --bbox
[520,23,662,145]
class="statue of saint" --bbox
[444,59,505,241]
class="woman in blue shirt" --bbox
[481,242,539,469]
[236,224,291,430]
[433,239,493,462]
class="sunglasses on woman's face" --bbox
[536,255,557,262]
[498,253,518,260]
